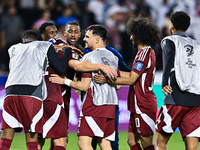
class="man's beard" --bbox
[66,39,72,46]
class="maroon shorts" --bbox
[77,116,115,141]
[128,112,156,136]
[40,100,68,138]
[1,95,43,133]
[156,104,200,138]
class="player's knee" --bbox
[154,139,167,149]
[127,135,137,146]
[140,135,153,148]
[185,137,199,150]
[53,137,67,147]
[78,138,84,149]
[127,138,131,146]
[98,138,112,150]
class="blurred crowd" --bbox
[0,0,200,74]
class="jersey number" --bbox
[135,118,140,127]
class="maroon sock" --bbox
[130,143,142,150]
[54,146,66,150]
[144,145,155,150]
[26,141,38,150]
[0,137,12,150]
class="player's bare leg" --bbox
[127,132,139,146]
[38,138,45,150]
[0,128,15,140]
[184,137,199,150]
[25,132,38,150]
[0,128,15,150]
[25,132,38,142]
[140,134,154,149]
[154,132,171,150]
[127,132,142,150]
[78,136,93,150]
[52,137,67,149]
[97,138,112,150]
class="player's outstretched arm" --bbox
[120,71,131,77]
[49,74,91,91]
[69,60,117,80]
[94,71,140,86]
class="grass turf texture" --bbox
[7,132,200,150]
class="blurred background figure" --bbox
[31,9,53,32]
[105,0,132,51]
[87,0,105,24]
[0,0,200,72]
[0,5,24,73]
[55,6,78,39]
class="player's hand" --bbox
[49,74,66,85]
[56,48,63,51]
[162,85,173,95]
[100,65,117,80]
[93,71,107,83]
[63,45,83,58]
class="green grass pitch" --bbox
[7,132,199,150]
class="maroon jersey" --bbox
[128,46,157,114]
[45,50,78,105]
[81,72,120,118]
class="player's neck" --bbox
[138,44,148,50]
[92,43,105,50]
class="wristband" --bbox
[64,78,72,86]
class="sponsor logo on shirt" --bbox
[134,62,143,71]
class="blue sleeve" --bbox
[84,48,91,54]
[105,46,131,72]
[48,40,55,45]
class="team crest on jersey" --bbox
[134,62,143,71]
[184,44,196,68]
[49,38,56,44]
[72,53,78,60]
[184,44,194,57]
[101,57,110,66]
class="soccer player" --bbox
[64,21,82,47]
[64,21,129,150]
[49,24,120,150]
[154,11,200,150]
[94,15,161,150]
[82,25,131,150]
[38,22,79,150]
[38,22,117,150]
[0,30,72,150]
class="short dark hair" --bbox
[85,24,107,42]
[22,30,39,40]
[126,15,161,47]
[170,11,190,31]
[65,21,80,31]
[66,21,80,27]
[39,22,55,34]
